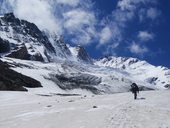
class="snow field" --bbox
[0,90,170,128]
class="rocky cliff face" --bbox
[0,13,55,62]
[69,45,93,64]
[76,46,93,64]
[0,37,10,54]
[0,59,42,91]
[46,34,72,59]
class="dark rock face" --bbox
[0,37,10,53]
[0,60,42,91]
[76,46,93,64]
[6,45,30,60]
[164,84,170,89]
[47,73,101,94]
[146,77,158,85]
[128,59,139,65]
[53,36,71,58]
[6,45,44,61]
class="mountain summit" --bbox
[0,13,91,63]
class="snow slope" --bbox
[95,56,170,89]
[0,90,170,128]
[1,57,160,94]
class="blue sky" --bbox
[86,0,170,68]
[0,0,170,67]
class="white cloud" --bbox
[139,7,160,22]
[138,8,146,22]
[63,9,97,45]
[0,0,14,14]
[2,0,62,34]
[56,0,79,7]
[63,9,95,30]
[117,0,160,23]
[129,42,148,55]
[113,10,134,26]
[147,7,160,20]
[95,0,160,56]
[99,26,112,45]
[118,0,136,11]
[112,0,159,56]
[118,0,158,11]
[138,31,154,42]
[70,31,92,45]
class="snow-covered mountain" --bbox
[1,56,167,94]
[0,13,170,94]
[95,56,170,89]
[69,45,93,64]
[0,13,56,62]
[0,13,92,63]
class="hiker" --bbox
[130,83,139,99]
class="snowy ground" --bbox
[0,90,170,128]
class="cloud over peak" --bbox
[147,7,161,20]
[99,26,112,45]
[138,31,154,42]
[129,42,148,55]
[56,0,79,7]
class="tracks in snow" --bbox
[106,99,170,128]
[106,100,137,128]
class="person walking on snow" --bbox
[130,83,139,100]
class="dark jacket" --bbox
[130,83,139,93]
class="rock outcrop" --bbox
[0,59,42,91]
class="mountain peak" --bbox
[4,12,15,19]
[0,13,56,62]
[75,45,93,64]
